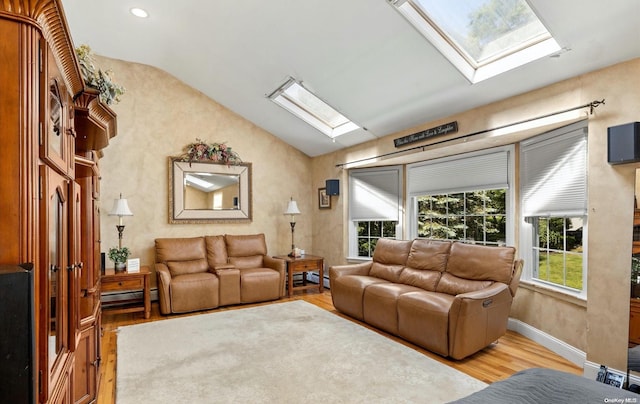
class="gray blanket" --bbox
[449,368,640,403]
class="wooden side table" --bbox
[101,265,151,319]
[274,255,324,297]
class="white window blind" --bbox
[349,166,401,221]
[407,150,509,197]
[521,122,587,217]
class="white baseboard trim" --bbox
[507,318,586,368]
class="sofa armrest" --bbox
[456,282,510,300]
[509,259,524,297]
[263,256,286,297]
[211,264,235,272]
[155,263,172,314]
[448,283,513,359]
[329,262,372,280]
[263,255,285,272]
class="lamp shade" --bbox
[284,199,301,216]
[109,195,133,216]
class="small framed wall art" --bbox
[318,187,331,209]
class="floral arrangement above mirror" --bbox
[181,139,242,166]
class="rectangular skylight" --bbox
[390,0,560,83]
[268,78,359,138]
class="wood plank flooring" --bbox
[97,291,581,403]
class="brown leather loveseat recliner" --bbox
[329,238,522,360]
[155,233,285,314]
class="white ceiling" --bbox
[61,0,640,157]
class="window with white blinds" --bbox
[521,121,588,217]
[349,166,402,221]
[407,150,510,197]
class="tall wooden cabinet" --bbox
[0,2,117,403]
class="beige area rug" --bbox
[116,300,486,403]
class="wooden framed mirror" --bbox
[169,157,252,223]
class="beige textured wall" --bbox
[97,57,314,283]
[312,58,640,370]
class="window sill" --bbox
[518,280,587,308]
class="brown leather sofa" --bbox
[329,238,523,360]
[155,233,285,314]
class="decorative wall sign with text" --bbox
[393,121,458,147]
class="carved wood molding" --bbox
[74,89,117,152]
[0,0,84,97]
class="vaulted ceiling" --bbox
[62,0,640,157]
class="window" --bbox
[356,220,398,257]
[349,166,403,258]
[268,77,359,138]
[417,189,506,245]
[530,216,583,290]
[407,147,513,244]
[520,121,588,295]
[389,0,561,83]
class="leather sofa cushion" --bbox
[239,268,280,303]
[435,272,493,295]
[167,258,208,277]
[155,237,206,263]
[229,255,263,269]
[397,291,454,356]
[406,239,451,271]
[369,262,405,283]
[205,235,228,267]
[398,268,441,291]
[446,242,515,283]
[170,272,219,313]
[225,233,267,257]
[363,283,423,335]
[371,238,413,265]
[331,275,390,321]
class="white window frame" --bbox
[406,146,515,246]
[519,120,588,298]
[348,165,403,260]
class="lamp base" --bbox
[116,224,126,248]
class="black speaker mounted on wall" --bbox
[326,179,340,196]
[608,122,640,164]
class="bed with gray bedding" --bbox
[449,368,640,403]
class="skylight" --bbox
[389,0,560,83]
[268,78,359,139]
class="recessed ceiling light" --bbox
[130,7,148,18]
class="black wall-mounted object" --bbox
[0,263,35,404]
[608,122,640,164]
[326,179,340,196]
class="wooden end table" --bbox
[101,265,151,319]
[274,255,324,297]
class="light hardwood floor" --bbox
[97,290,581,403]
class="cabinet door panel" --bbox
[40,42,74,176]
[69,181,82,334]
[73,325,96,404]
[39,165,70,401]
